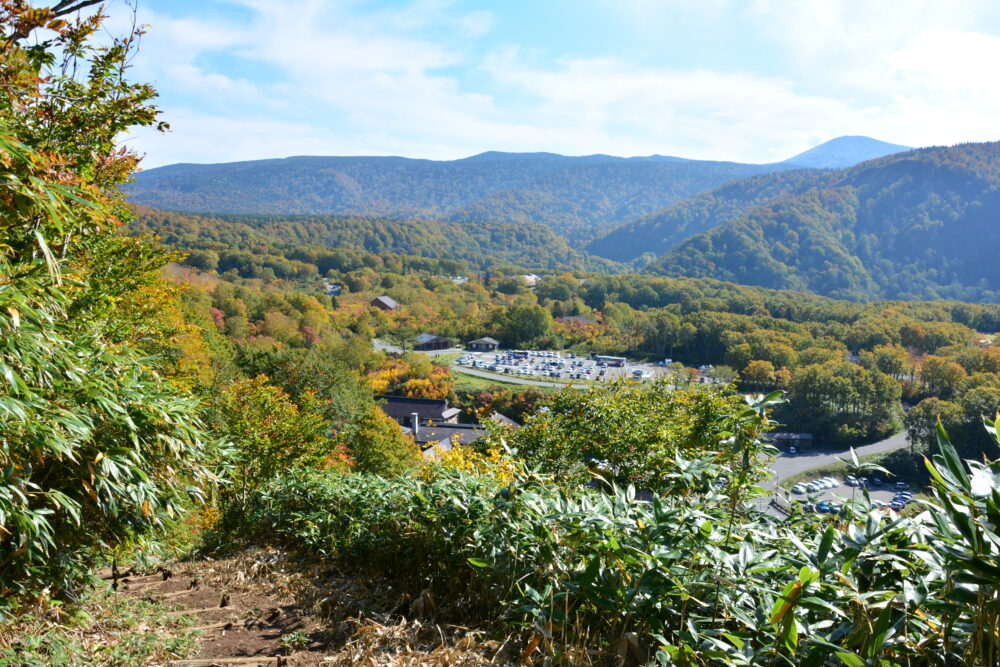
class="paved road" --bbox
[372,338,403,354]
[767,430,910,490]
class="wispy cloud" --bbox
[120,0,1000,167]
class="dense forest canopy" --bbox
[125,152,785,245]
[129,206,622,273]
[646,142,1000,301]
[587,168,831,263]
[130,139,1000,304]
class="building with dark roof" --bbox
[371,295,399,311]
[413,333,451,351]
[376,395,460,424]
[768,432,814,450]
[467,336,500,352]
[402,420,485,461]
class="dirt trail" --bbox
[106,560,326,665]
[104,548,509,666]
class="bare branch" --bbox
[49,1,104,17]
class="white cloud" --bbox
[121,0,1000,168]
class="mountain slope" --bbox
[126,152,787,244]
[646,142,1000,301]
[586,169,832,263]
[129,207,621,273]
[779,135,911,169]
[443,160,783,243]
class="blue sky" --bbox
[116,0,1000,167]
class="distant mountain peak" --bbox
[459,151,566,162]
[779,135,911,169]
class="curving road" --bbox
[767,430,910,490]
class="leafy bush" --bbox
[210,376,344,515]
[484,379,769,492]
[0,4,216,600]
[349,406,420,477]
[0,133,218,599]
[242,408,1000,664]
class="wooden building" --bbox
[371,295,399,311]
[414,333,451,351]
[467,336,500,352]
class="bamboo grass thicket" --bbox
[238,398,1000,664]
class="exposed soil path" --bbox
[104,549,509,666]
[106,559,327,665]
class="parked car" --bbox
[890,501,905,511]
[895,482,910,490]
[791,484,806,494]
[845,476,858,486]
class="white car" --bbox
[791,484,807,494]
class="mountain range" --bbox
[123,136,1000,303]
[126,136,908,246]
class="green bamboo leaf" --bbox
[936,419,971,492]
[817,524,835,563]
[835,651,866,667]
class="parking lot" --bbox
[455,349,672,384]
[786,474,914,513]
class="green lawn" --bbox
[451,370,564,394]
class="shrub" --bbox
[349,406,420,477]
[241,409,1000,664]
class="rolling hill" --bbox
[129,207,621,273]
[126,136,911,248]
[126,152,781,244]
[644,142,1000,302]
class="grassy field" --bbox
[451,371,568,394]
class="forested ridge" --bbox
[587,168,830,262]
[130,205,622,273]
[646,142,1000,301]
[127,151,787,243]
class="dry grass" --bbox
[196,547,606,666]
